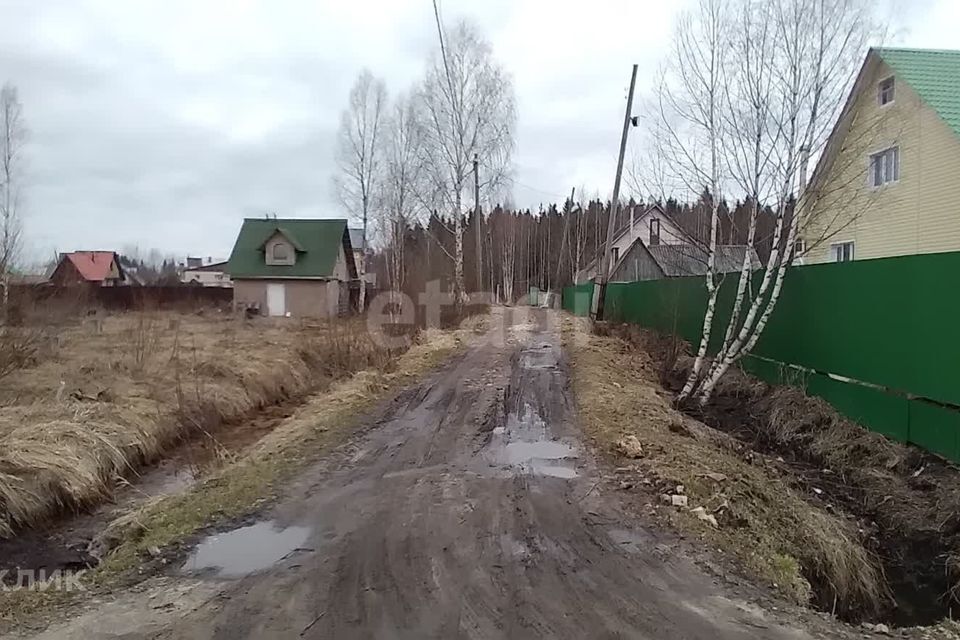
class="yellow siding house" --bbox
[801,48,960,264]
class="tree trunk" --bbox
[454,189,465,308]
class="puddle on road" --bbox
[180,521,312,578]
[502,440,575,465]
[486,401,580,479]
[530,463,579,479]
[519,350,558,371]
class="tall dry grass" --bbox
[0,311,411,537]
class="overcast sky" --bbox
[0,0,955,263]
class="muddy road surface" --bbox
[27,309,832,639]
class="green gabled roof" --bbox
[228,218,352,279]
[877,47,960,137]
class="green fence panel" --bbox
[606,252,960,408]
[740,356,910,442]
[562,283,594,317]
[600,250,960,463]
[805,375,911,443]
[908,401,960,462]
[753,252,960,407]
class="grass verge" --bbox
[562,315,885,619]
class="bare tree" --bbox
[650,0,730,400]
[334,70,386,310]
[662,0,883,403]
[0,84,25,313]
[377,92,424,293]
[418,17,516,305]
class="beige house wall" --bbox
[611,209,687,262]
[802,59,960,263]
[233,279,342,318]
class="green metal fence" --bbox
[573,251,960,462]
[562,283,594,317]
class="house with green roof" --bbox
[800,47,960,264]
[227,218,357,317]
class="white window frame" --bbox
[830,240,855,263]
[868,146,900,188]
[878,76,895,107]
[792,238,806,265]
[649,218,661,246]
[612,247,620,263]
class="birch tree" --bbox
[0,83,25,313]
[668,0,882,403]
[377,93,423,293]
[334,70,386,310]
[418,19,516,305]
[651,0,730,400]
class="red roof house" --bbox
[50,251,127,287]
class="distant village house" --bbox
[228,218,357,318]
[50,251,132,287]
[181,257,231,288]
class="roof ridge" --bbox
[242,217,348,223]
[877,46,960,55]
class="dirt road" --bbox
[24,309,830,639]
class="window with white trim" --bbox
[831,241,855,263]
[869,146,899,187]
[878,76,895,106]
[792,238,806,264]
[612,247,619,263]
[272,243,289,261]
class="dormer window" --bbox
[265,236,296,265]
[878,76,895,106]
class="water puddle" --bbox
[530,463,578,479]
[502,440,575,464]
[179,520,312,578]
[520,350,557,371]
[486,402,580,479]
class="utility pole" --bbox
[593,63,638,320]
[474,154,482,292]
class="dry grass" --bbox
[0,311,410,537]
[0,314,476,626]
[92,323,466,576]
[562,316,887,618]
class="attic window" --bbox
[649,218,661,246]
[272,243,289,261]
[878,76,895,106]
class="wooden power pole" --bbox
[474,154,482,292]
[594,63,638,320]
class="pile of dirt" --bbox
[0,312,414,538]
[598,321,960,627]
